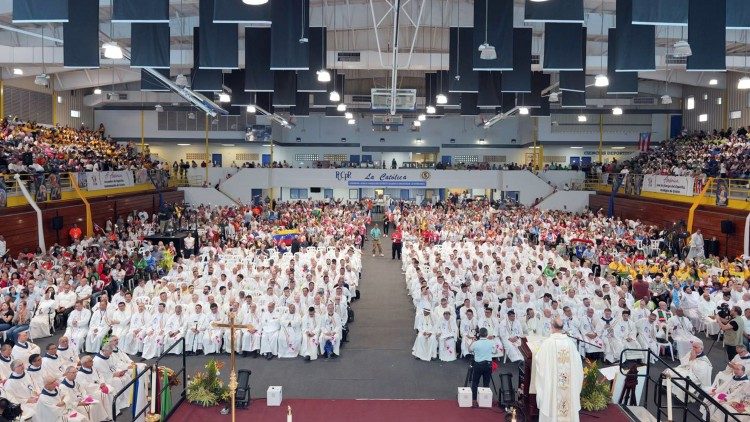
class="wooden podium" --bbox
[518,338,539,419]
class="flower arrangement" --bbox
[580,359,611,412]
[186,360,229,407]
[158,366,181,387]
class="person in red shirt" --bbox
[68,224,82,242]
[391,227,403,260]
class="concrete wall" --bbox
[179,187,237,207]
[537,190,595,213]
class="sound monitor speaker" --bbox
[721,220,735,234]
[51,216,63,230]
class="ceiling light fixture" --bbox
[218,92,231,103]
[93,87,102,95]
[329,90,340,102]
[246,105,256,113]
[673,40,692,58]
[175,74,188,87]
[102,41,123,59]
[418,114,426,121]
[344,112,353,119]
[347,119,356,125]
[548,92,559,102]
[436,93,448,104]
[577,115,587,122]
[155,104,164,112]
[426,105,436,114]
[336,103,347,112]
[177,143,191,146]
[594,74,609,87]
[34,74,49,86]
[612,107,623,115]
[12,68,23,75]
[413,120,421,127]
[519,107,529,115]
[316,69,331,83]
[709,78,718,86]
[478,0,496,60]
[661,94,673,105]
[242,0,269,5]
[738,76,750,90]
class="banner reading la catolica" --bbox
[85,171,135,191]
[641,174,694,196]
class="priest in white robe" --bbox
[12,330,41,364]
[319,304,342,358]
[260,303,281,359]
[412,308,437,361]
[141,303,168,360]
[240,303,262,357]
[110,302,132,339]
[64,302,91,354]
[668,308,700,359]
[436,310,458,362]
[202,303,225,355]
[277,304,301,358]
[663,340,713,403]
[60,365,111,422]
[534,317,584,422]
[121,303,148,356]
[77,356,116,418]
[35,376,66,422]
[56,336,79,369]
[165,305,187,354]
[85,301,111,354]
[704,365,750,421]
[42,344,66,381]
[499,311,525,362]
[4,360,40,416]
[459,310,478,358]
[607,310,641,363]
[712,345,750,389]
[299,306,320,361]
[93,345,136,413]
[0,344,13,381]
[185,304,207,354]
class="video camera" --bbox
[717,303,731,319]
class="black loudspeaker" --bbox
[705,238,720,256]
[51,216,63,230]
[721,220,735,234]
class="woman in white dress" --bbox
[30,287,56,340]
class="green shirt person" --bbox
[370,227,382,240]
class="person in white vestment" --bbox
[606,310,641,363]
[460,309,478,358]
[299,306,320,361]
[260,302,281,359]
[668,308,700,359]
[141,303,168,360]
[436,310,458,362]
[165,305,186,354]
[185,304,207,354]
[0,344,13,381]
[704,364,750,421]
[65,302,91,354]
[277,304,301,358]
[85,301,111,354]
[77,356,116,418]
[319,304,342,359]
[92,345,134,412]
[663,341,713,403]
[60,365,111,422]
[110,302,132,339]
[712,345,750,389]
[412,308,437,361]
[4,360,40,416]
[42,343,66,381]
[35,376,66,422]
[12,331,41,364]
[56,337,79,368]
[202,303,225,355]
[239,302,261,357]
[500,311,525,362]
[686,229,705,260]
[534,318,584,422]
[29,288,56,341]
[26,354,45,391]
[121,303,148,356]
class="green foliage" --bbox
[580,359,611,412]
[186,360,229,407]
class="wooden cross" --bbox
[212,312,254,422]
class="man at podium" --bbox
[534,317,584,421]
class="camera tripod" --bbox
[463,361,498,392]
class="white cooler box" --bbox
[457,387,472,407]
[477,387,493,408]
[267,386,283,406]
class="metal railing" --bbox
[619,348,750,422]
[112,337,187,422]
[588,173,750,202]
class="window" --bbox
[294,154,319,161]
[70,110,80,118]
[236,153,259,161]
[698,114,708,122]
[324,189,334,199]
[289,188,308,199]
[731,110,742,120]
[324,154,347,161]
[483,155,507,163]
[453,155,479,163]
[717,97,723,105]
[186,153,208,160]
[686,96,695,110]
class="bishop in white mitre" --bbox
[534,317,584,422]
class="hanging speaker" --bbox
[51,216,63,230]
[721,220,735,234]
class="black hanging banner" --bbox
[270,0,310,70]
[63,0,99,68]
[245,28,274,92]
[298,27,328,93]
[687,0,726,71]
[543,23,584,71]
[560,27,587,92]
[131,23,170,68]
[191,28,223,92]
[631,0,688,25]
[615,0,655,72]
[213,0,271,23]
[112,0,169,23]
[449,27,479,93]
[607,28,638,94]
[460,94,479,116]
[477,72,502,108]
[199,0,239,69]
[525,0,584,23]
[561,91,586,108]
[13,0,68,22]
[727,0,750,29]
[473,0,513,71]
[273,71,297,108]
[501,28,532,93]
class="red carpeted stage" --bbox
[169,399,630,422]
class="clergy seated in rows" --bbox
[713,345,750,390]
[662,340,713,403]
[703,364,750,421]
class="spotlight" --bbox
[93,87,102,95]
[242,0,269,4]
[594,74,609,87]
[102,41,123,59]
[709,78,718,86]
[246,105,256,113]
[548,92,559,103]
[316,69,331,82]
[418,114,426,121]
[436,93,448,104]
[188,112,196,120]
[426,105,436,114]
[612,107,623,115]
[519,107,529,115]
[329,90,340,102]
[673,40,692,58]
[12,68,23,75]
[218,93,231,103]
[337,103,347,112]
[661,95,673,105]
[577,115,587,122]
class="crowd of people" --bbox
[0,199,372,421]
[399,199,750,417]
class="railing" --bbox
[112,337,187,422]
[619,348,749,422]
[589,173,750,202]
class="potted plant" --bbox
[186,360,229,407]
